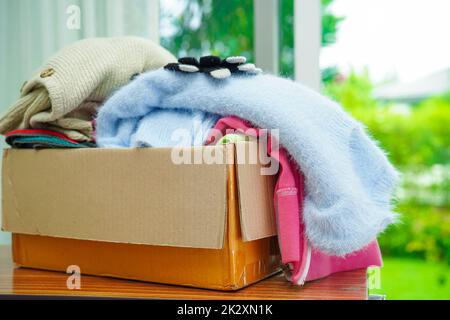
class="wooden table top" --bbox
[0,246,368,300]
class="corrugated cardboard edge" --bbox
[234,142,278,241]
[2,146,231,249]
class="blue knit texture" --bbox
[96,69,399,256]
[98,107,219,148]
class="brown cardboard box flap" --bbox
[2,142,277,249]
[234,142,277,241]
[2,147,230,249]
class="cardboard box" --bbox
[2,143,281,290]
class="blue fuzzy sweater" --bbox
[96,69,399,256]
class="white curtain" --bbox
[0,0,160,244]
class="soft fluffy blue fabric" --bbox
[132,109,219,147]
[99,107,220,148]
[96,69,399,256]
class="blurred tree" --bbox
[160,0,343,79]
[161,0,254,59]
[324,71,450,167]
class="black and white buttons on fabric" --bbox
[164,55,262,79]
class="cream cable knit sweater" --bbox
[0,37,176,141]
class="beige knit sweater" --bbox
[0,37,176,141]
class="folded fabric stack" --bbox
[0,38,399,285]
[4,129,96,149]
[0,36,176,144]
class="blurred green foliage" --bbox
[376,258,450,299]
[380,201,450,264]
[161,0,254,59]
[324,73,450,167]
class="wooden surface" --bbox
[0,246,368,300]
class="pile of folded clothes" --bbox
[0,37,399,285]
[4,129,96,148]
[0,36,176,147]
